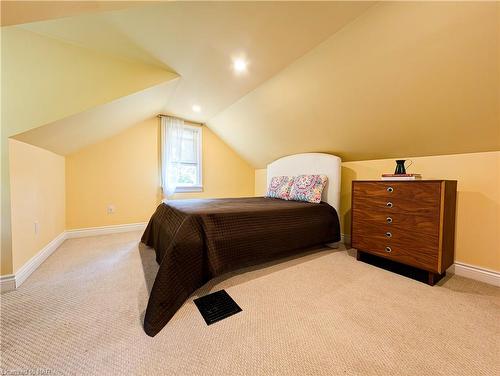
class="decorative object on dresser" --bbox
[351,180,457,285]
[394,159,412,175]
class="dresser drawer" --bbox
[352,181,441,217]
[352,209,439,236]
[353,236,439,272]
[351,221,439,272]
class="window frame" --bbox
[174,124,203,193]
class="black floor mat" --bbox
[193,290,242,325]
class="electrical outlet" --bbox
[107,205,115,215]
[34,221,39,235]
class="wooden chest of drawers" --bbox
[351,180,457,285]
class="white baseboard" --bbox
[15,232,66,288]
[2,226,498,292]
[341,234,499,287]
[65,222,147,238]
[0,274,16,293]
[0,222,148,293]
[448,262,500,287]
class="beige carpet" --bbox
[1,231,499,376]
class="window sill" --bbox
[175,186,203,193]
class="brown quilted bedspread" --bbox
[141,197,340,336]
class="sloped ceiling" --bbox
[1,26,178,139]
[13,81,178,155]
[209,1,500,166]
[13,1,373,154]
[0,1,148,26]
[6,1,499,164]
[1,24,178,271]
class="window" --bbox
[174,125,202,192]
[160,116,203,196]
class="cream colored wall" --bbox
[1,27,176,275]
[171,125,255,201]
[65,118,160,229]
[254,169,267,196]
[256,152,500,271]
[9,140,65,274]
[66,118,255,229]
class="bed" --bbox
[141,153,341,336]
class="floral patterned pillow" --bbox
[289,175,328,203]
[266,176,295,200]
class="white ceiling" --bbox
[208,2,500,166]
[19,1,373,124]
[13,81,179,155]
[0,1,146,26]
[11,2,497,164]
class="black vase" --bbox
[395,160,407,175]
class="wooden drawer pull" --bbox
[386,202,393,208]
[385,232,392,238]
[386,217,393,224]
[385,246,392,253]
[387,187,394,193]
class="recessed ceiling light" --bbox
[233,58,248,73]
[192,105,201,113]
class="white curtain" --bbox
[160,116,185,198]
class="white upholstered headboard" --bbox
[267,153,341,212]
